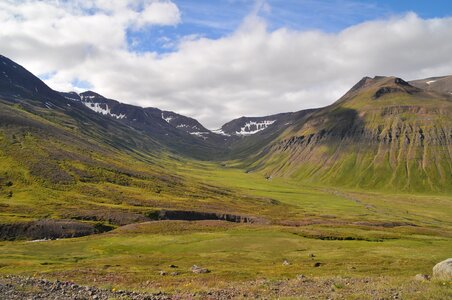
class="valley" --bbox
[0,54,451,299]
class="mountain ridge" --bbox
[1,54,452,192]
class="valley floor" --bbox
[1,162,452,299]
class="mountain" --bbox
[62,90,233,150]
[0,54,258,228]
[1,54,451,193]
[0,55,67,105]
[409,75,452,95]
[246,76,452,192]
[220,110,316,160]
[4,55,235,160]
[217,114,289,136]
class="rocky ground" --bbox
[0,276,170,300]
[1,274,451,300]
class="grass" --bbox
[1,159,451,296]
[0,221,451,295]
[0,96,451,298]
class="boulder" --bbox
[433,258,452,281]
[191,265,210,274]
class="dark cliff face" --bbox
[0,219,113,241]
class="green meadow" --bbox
[1,159,451,297]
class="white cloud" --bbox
[0,1,452,129]
[135,1,181,27]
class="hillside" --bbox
[0,55,291,230]
[0,54,231,161]
[248,76,452,192]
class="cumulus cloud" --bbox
[0,1,452,128]
[135,1,181,27]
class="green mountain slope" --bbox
[0,55,284,228]
[248,76,452,193]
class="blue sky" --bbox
[128,0,452,53]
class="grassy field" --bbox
[0,221,451,298]
[1,160,451,298]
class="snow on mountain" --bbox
[236,120,276,135]
[161,112,173,123]
[211,129,231,136]
[189,131,209,140]
[82,101,126,119]
[161,111,212,136]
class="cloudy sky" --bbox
[1,0,452,128]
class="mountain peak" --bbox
[0,54,67,103]
[339,75,420,103]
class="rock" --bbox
[433,258,452,280]
[159,270,167,276]
[414,274,430,281]
[309,253,316,258]
[313,262,322,267]
[191,265,210,274]
[169,264,178,268]
[282,259,291,266]
[170,272,179,276]
[296,274,306,281]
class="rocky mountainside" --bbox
[0,55,227,159]
[248,76,452,192]
[62,90,232,148]
[217,114,289,136]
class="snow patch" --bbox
[236,120,276,135]
[426,80,437,85]
[162,112,173,123]
[212,129,231,136]
[82,95,97,99]
[82,102,126,119]
[64,96,80,102]
[190,132,209,140]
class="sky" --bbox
[1,0,452,129]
